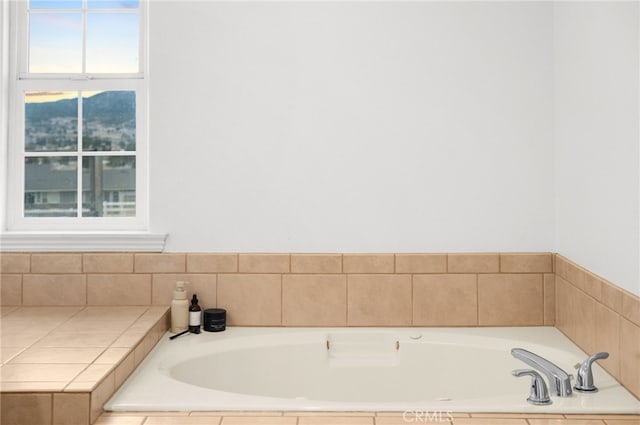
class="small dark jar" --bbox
[203,308,226,332]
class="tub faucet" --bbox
[574,352,609,393]
[511,348,573,397]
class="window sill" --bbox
[0,232,167,252]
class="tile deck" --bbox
[1,306,169,392]
[1,305,170,424]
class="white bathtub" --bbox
[105,327,640,413]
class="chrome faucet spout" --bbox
[511,348,573,397]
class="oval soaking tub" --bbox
[105,327,640,413]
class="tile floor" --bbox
[95,412,640,425]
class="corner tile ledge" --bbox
[0,232,167,252]
[0,306,170,425]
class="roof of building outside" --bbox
[25,163,134,192]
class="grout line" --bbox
[410,273,414,326]
[85,273,89,305]
[345,274,350,326]
[280,274,283,326]
[49,392,54,425]
[543,273,547,325]
[476,273,480,326]
[150,273,155,306]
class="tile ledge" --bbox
[1,305,169,395]
[0,232,167,252]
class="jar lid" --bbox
[204,308,226,320]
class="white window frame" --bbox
[5,0,149,233]
[0,0,166,251]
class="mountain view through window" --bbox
[25,91,136,217]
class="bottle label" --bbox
[189,311,201,326]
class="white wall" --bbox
[0,0,8,232]
[149,2,554,253]
[554,2,640,295]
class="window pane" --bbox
[86,12,139,73]
[88,0,139,9]
[30,0,82,9]
[82,156,135,217]
[82,91,135,151]
[25,157,78,217]
[29,13,82,73]
[26,91,78,152]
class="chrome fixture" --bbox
[512,369,552,405]
[511,348,573,397]
[574,352,609,392]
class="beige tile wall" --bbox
[1,253,555,328]
[554,255,640,400]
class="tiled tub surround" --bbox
[1,252,639,422]
[0,305,170,425]
[0,253,556,327]
[554,255,640,403]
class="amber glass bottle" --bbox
[188,294,202,333]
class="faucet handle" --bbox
[574,352,609,393]
[512,369,552,405]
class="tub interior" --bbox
[106,327,640,413]
[168,338,513,402]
